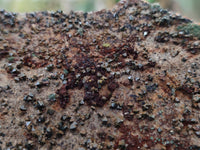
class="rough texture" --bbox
[0,0,200,149]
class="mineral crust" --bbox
[0,0,200,149]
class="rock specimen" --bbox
[0,0,200,149]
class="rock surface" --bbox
[0,0,200,149]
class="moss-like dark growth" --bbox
[177,23,200,39]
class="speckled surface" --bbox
[0,0,200,149]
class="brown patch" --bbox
[51,103,61,112]
[108,81,119,92]
[0,113,4,119]
[56,84,70,108]
[23,55,47,68]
